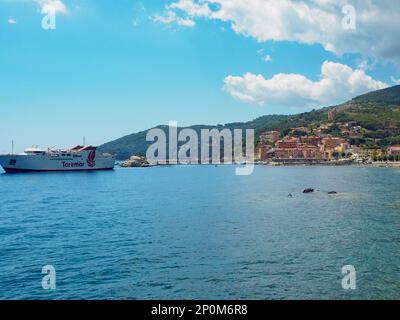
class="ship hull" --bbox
[3,167,114,174]
[0,153,115,174]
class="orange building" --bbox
[322,137,346,149]
[274,146,322,159]
[388,146,400,155]
[299,136,322,146]
[257,145,270,160]
[275,148,302,159]
[299,144,322,159]
[277,138,298,149]
[328,108,337,121]
[259,131,280,143]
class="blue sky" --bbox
[0,0,399,152]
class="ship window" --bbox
[9,159,16,166]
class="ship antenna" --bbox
[11,140,14,155]
[83,136,86,146]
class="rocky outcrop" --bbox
[121,155,150,168]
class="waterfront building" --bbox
[299,136,322,146]
[388,146,400,155]
[334,143,350,154]
[275,148,302,159]
[257,144,271,161]
[360,148,382,158]
[274,145,322,159]
[277,137,298,149]
[322,137,346,149]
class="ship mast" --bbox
[83,136,86,147]
[11,140,14,155]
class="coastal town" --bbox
[256,109,400,165]
[118,106,400,168]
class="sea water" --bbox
[0,166,399,299]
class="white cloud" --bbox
[257,49,272,62]
[7,18,17,24]
[155,0,400,63]
[132,2,147,27]
[391,77,400,85]
[358,60,372,71]
[150,0,212,27]
[33,0,68,14]
[168,0,212,17]
[263,55,272,62]
[151,10,195,27]
[224,61,388,107]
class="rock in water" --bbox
[121,155,150,168]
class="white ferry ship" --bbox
[0,145,115,173]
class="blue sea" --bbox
[0,165,400,300]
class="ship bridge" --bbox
[24,148,46,155]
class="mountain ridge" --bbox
[99,86,400,160]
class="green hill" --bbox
[99,86,400,159]
[353,85,400,105]
[99,115,288,160]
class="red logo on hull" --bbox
[87,151,96,168]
